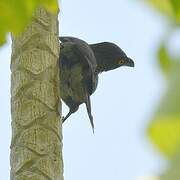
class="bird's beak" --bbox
[126,58,135,67]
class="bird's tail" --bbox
[85,93,94,133]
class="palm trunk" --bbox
[10,6,63,180]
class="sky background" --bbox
[0,0,169,179]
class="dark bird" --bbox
[59,36,134,132]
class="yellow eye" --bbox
[118,60,124,65]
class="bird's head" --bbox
[90,42,134,73]
[114,56,134,69]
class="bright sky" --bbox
[0,0,168,179]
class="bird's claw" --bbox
[61,116,65,123]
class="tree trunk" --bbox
[10,6,63,180]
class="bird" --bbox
[59,36,134,132]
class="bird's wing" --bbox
[60,36,98,94]
[60,37,97,72]
[72,43,98,95]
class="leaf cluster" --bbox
[0,0,58,45]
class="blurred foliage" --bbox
[149,115,180,158]
[146,0,180,24]
[161,154,180,179]
[146,0,180,179]
[0,0,58,45]
[157,43,172,76]
[157,33,180,77]
[149,61,180,158]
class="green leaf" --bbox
[149,116,180,157]
[146,0,173,17]
[171,0,180,21]
[0,0,59,46]
[157,44,172,75]
[145,0,180,24]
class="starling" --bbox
[59,36,134,132]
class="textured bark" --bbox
[10,7,63,180]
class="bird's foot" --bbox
[61,116,65,123]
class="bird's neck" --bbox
[90,43,114,73]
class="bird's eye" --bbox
[118,60,124,65]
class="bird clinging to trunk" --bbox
[59,36,134,132]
